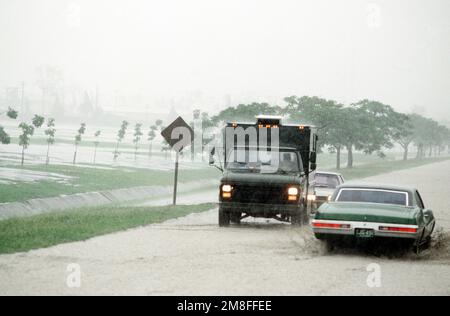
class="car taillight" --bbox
[313,222,351,229]
[379,226,417,233]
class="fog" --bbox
[0,0,449,121]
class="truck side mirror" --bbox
[310,152,317,164]
[310,163,317,171]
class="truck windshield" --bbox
[226,149,303,174]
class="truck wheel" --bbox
[230,213,241,224]
[219,208,231,227]
[291,214,302,226]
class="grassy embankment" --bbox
[0,203,215,254]
[0,164,221,203]
[1,155,449,204]
[332,157,450,180]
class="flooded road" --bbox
[0,160,449,295]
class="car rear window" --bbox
[315,174,340,189]
[336,189,408,206]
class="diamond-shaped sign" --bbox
[161,116,194,152]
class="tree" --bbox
[212,102,280,124]
[6,107,18,119]
[44,118,56,165]
[409,115,444,159]
[343,100,406,168]
[0,107,19,144]
[284,96,346,169]
[0,127,11,145]
[0,108,19,145]
[161,139,171,159]
[93,130,101,165]
[114,121,129,161]
[147,125,157,158]
[324,107,355,170]
[73,123,86,164]
[392,114,433,161]
[19,123,34,166]
[284,97,408,168]
[32,115,45,128]
[133,123,143,160]
[18,115,44,166]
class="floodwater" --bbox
[0,160,449,295]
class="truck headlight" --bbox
[288,187,299,201]
[222,184,233,199]
[222,185,232,193]
[288,187,299,196]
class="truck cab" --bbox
[210,116,318,226]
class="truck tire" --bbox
[219,208,231,227]
[302,201,310,225]
[291,213,303,226]
[230,213,242,224]
[291,205,305,226]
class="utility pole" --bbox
[95,84,99,110]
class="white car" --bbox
[311,171,345,209]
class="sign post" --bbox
[173,151,179,205]
[161,117,194,206]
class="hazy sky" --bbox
[0,0,449,119]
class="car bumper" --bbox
[220,202,301,216]
[312,219,420,240]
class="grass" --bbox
[331,157,450,180]
[0,203,216,254]
[317,151,398,169]
[0,164,221,203]
[0,154,448,204]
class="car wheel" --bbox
[325,240,335,252]
[219,208,231,227]
[314,233,325,240]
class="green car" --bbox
[312,183,436,249]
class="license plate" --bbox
[355,229,375,238]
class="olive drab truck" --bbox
[209,115,318,226]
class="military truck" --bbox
[209,115,318,226]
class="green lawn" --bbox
[317,151,398,169]
[0,164,221,203]
[331,157,450,180]
[0,203,216,254]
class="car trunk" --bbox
[316,202,418,225]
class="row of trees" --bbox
[3,97,449,169]
[207,97,450,169]
[1,109,47,166]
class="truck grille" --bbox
[232,185,287,204]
